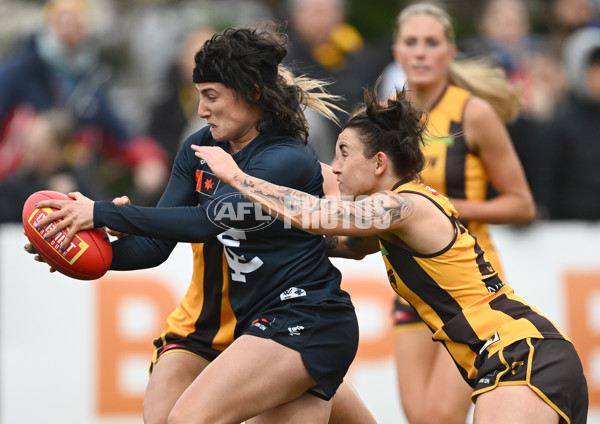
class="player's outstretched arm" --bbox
[192,145,415,237]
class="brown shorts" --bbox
[472,338,588,424]
[149,333,223,374]
[393,296,427,329]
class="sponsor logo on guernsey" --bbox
[251,317,274,331]
[288,325,304,336]
[195,169,220,196]
[477,370,498,386]
[423,184,440,196]
[280,287,307,301]
[478,332,500,355]
[485,278,505,293]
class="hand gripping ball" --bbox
[22,191,112,280]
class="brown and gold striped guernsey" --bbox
[381,180,568,387]
[158,239,236,354]
[422,84,503,278]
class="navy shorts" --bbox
[243,300,359,400]
[473,338,588,424]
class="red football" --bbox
[22,190,112,280]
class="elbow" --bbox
[517,197,537,224]
[348,252,367,261]
[525,203,537,223]
[328,249,366,260]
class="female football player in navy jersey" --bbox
[31,24,372,424]
[191,84,589,424]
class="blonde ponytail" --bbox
[448,57,521,122]
[279,66,346,126]
[294,75,347,126]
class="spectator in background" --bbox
[284,0,372,163]
[544,0,600,51]
[459,0,567,197]
[0,109,109,223]
[147,26,217,162]
[465,0,567,121]
[0,0,169,206]
[460,0,537,81]
[534,27,600,220]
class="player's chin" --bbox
[209,129,232,144]
[338,185,353,197]
[208,126,221,140]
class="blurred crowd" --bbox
[1,0,600,223]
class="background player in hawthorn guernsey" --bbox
[30,24,374,424]
[388,3,536,423]
[192,85,589,424]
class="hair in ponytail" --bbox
[194,23,346,143]
[281,68,346,127]
[344,83,428,180]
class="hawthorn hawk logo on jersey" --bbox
[195,170,220,196]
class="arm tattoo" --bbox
[325,235,339,250]
[231,174,416,231]
[381,193,415,225]
[322,192,416,229]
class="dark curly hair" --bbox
[193,23,312,141]
[343,84,428,180]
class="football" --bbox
[22,190,112,280]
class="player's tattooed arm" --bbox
[232,173,416,235]
[377,191,416,226]
[192,145,415,235]
[325,235,339,250]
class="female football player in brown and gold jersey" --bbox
[386,2,536,422]
[192,83,588,424]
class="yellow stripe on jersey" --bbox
[381,180,568,386]
[162,240,235,353]
[420,84,503,279]
[214,249,236,352]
